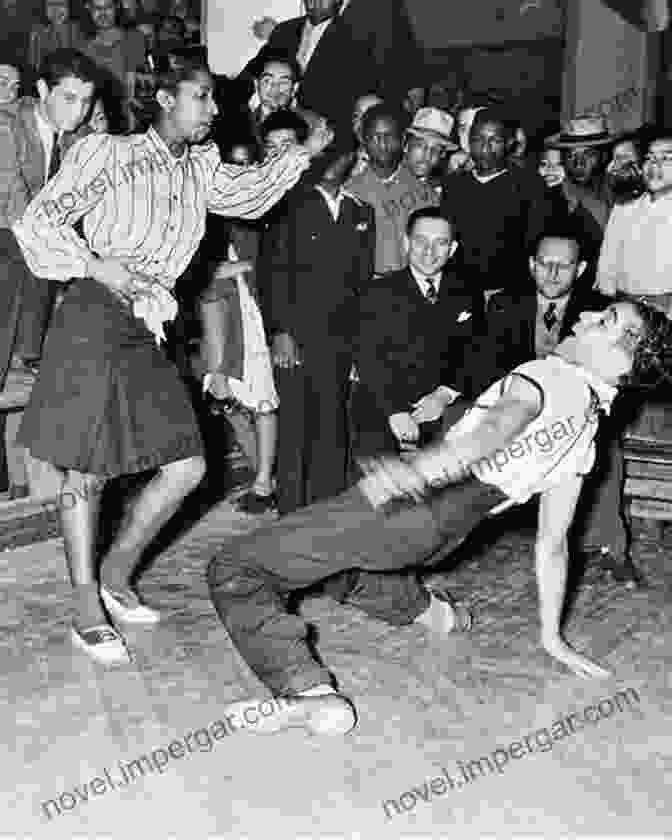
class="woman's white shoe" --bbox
[70,624,131,664]
[100,585,161,624]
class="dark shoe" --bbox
[8,484,29,500]
[235,490,278,514]
[587,547,648,589]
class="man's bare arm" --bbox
[536,477,611,678]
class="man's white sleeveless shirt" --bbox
[445,356,618,504]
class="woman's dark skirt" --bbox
[17,279,203,477]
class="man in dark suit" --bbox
[0,49,97,385]
[241,0,396,144]
[263,146,375,515]
[461,231,643,587]
[441,107,554,304]
[353,206,478,458]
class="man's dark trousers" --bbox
[274,343,353,515]
[208,477,507,695]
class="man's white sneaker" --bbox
[100,585,161,624]
[416,592,473,634]
[70,624,131,664]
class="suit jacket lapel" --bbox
[521,294,538,356]
[21,103,47,193]
[404,266,429,304]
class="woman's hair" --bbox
[621,298,672,390]
[152,45,208,97]
[130,45,208,127]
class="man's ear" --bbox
[576,260,588,278]
[36,78,49,104]
[529,256,536,275]
[402,233,410,254]
[448,240,458,258]
[155,89,175,113]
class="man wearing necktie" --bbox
[459,231,644,587]
[353,206,478,459]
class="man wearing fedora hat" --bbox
[542,116,619,272]
[403,107,458,201]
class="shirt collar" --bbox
[315,184,344,213]
[374,164,403,185]
[538,292,570,313]
[410,266,441,290]
[471,167,507,184]
[303,15,334,34]
[146,125,188,168]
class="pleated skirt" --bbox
[17,279,203,476]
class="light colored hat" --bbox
[545,116,623,148]
[406,107,458,149]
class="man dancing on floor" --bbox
[208,298,672,736]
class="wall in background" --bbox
[406,0,564,48]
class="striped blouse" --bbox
[12,126,311,288]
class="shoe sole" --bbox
[100,586,161,624]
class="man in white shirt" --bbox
[209,298,672,735]
[597,135,672,315]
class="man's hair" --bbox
[255,51,302,83]
[259,108,309,144]
[620,298,672,390]
[38,48,99,91]
[470,105,514,142]
[360,102,407,142]
[530,229,587,264]
[305,145,355,184]
[158,15,187,38]
[406,206,457,236]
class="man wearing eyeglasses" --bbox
[597,136,672,318]
[250,54,300,128]
[460,231,644,588]
[0,65,20,109]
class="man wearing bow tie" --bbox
[353,206,479,459]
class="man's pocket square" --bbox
[457,311,472,322]
[356,222,369,231]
